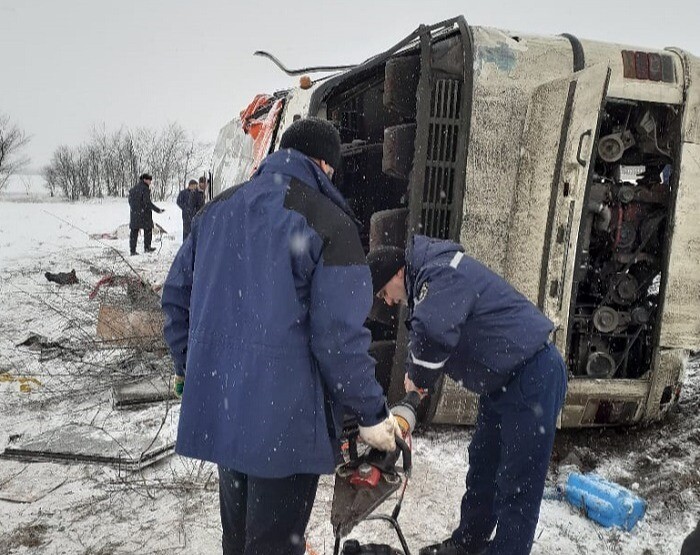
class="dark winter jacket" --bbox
[177,189,194,236]
[405,235,554,395]
[128,180,162,229]
[189,189,205,217]
[176,189,193,217]
[161,148,387,478]
[682,520,700,555]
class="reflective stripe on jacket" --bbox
[406,235,554,395]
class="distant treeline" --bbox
[44,123,211,201]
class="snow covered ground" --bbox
[0,174,50,201]
[0,196,698,554]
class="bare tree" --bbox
[137,123,188,201]
[180,137,212,193]
[47,146,82,201]
[91,125,139,197]
[43,122,210,201]
[19,174,33,196]
[44,167,58,197]
[0,113,31,192]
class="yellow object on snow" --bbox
[0,373,42,392]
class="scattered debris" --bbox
[15,333,84,362]
[0,423,174,471]
[96,304,164,348]
[0,373,42,393]
[44,269,78,285]
[1,199,696,553]
[559,451,583,470]
[89,231,119,240]
[88,222,168,241]
[91,272,163,348]
[125,280,161,309]
[556,446,599,474]
[0,523,50,551]
[88,274,154,301]
[16,333,60,351]
[112,376,177,409]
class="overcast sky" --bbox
[1,0,698,171]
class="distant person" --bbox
[177,179,198,241]
[189,175,207,218]
[128,173,164,255]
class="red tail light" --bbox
[621,50,675,83]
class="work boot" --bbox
[419,538,486,555]
[144,247,156,253]
[130,251,138,256]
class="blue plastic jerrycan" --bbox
[564,472,646,531]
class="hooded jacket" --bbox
[405,235,554,395]
[161,149,387,478]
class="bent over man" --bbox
[368,236,568,555]
[162,118,400,555]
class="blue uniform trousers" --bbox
[452,344,567,555]
[218,466,319,555]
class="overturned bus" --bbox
[211,16,700,428]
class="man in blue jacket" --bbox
[162,118,400,555]
[368,237,568,555]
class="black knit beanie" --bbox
[279,117,342,170]
[367,246,406,294]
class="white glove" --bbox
[358,412,402,452]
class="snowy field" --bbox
[0,196,698,554]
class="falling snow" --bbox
[0,196,697,554]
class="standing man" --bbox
[188,175,207,220]
[128,173,164,255]
[177,179,197,241]
[162,118,400,555]
[368,236,568,555]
